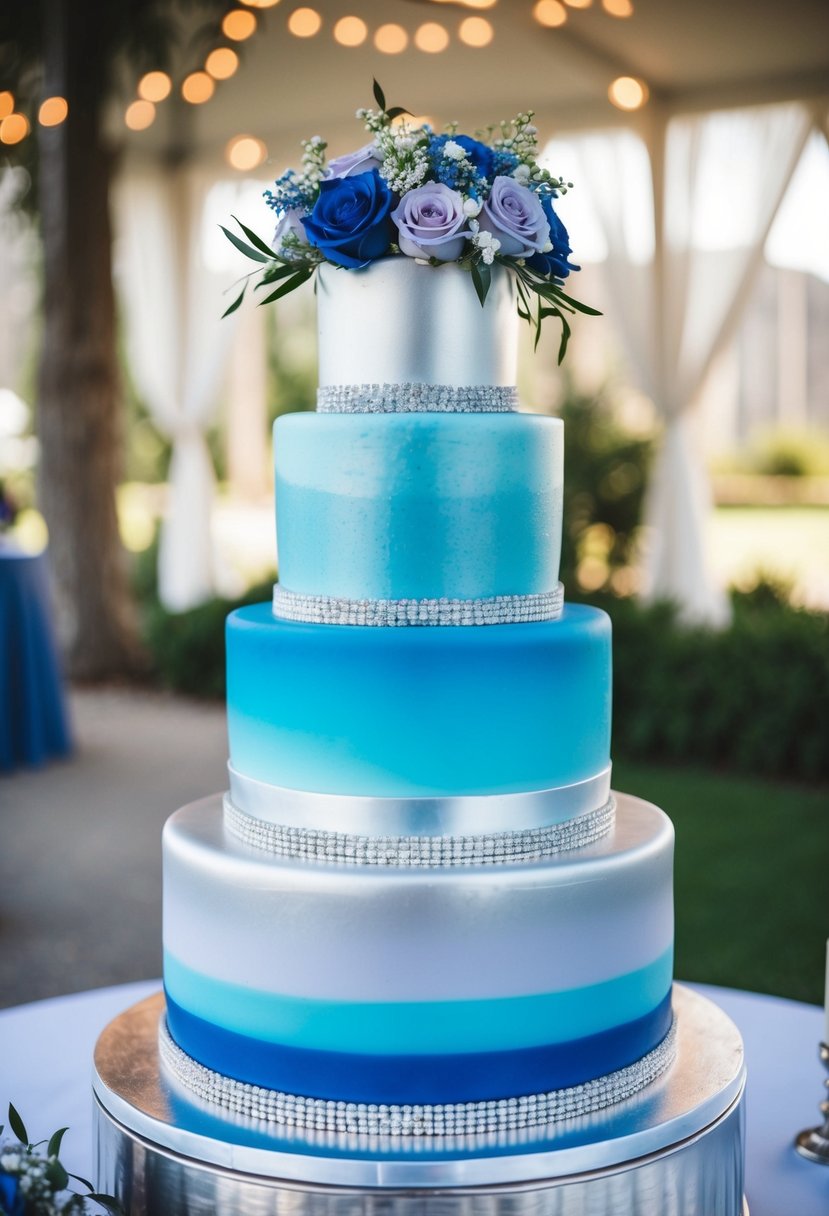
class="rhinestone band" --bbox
[224,794,615,865]
[160,1018,676,1137]
[273,584,564,627]
[317,383,518,414]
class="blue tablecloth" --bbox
[0,547,72,772]
[0,982,825,1214]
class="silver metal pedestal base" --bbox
[94,985,747,1215]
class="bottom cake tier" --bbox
[162,792,674,1112]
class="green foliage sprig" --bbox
[0,1105,122,1216]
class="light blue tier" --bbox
[227,602,611,798]
[274,412,563,602]
[163,793,674,1103]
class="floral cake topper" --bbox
[223,82,599,362]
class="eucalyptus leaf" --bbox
[47,1126,69,1158]
[256,263,304,286]
[88,1195,126,1214]
[220,225,272,265]
[385,107,411,121]
[258,268,314,306]
[550,288,602,316]
[231,215,277,260]
[45,1156,69,1191]
[372,79,386,112]
[557,313,572,365]
[69,1172,96,1191]
[221,285,247,319]
[470,261,491,308]
[8,1103,28,1146]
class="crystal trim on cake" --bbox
[223,793,615,865]
[159,1017,676,1136]
[316,383,518,413]
[272,583,565,627]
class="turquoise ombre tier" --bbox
[227,602,611,798]
[275,413,563,601]
[163,794,674,1104]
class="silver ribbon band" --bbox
[223,793,615,866]
[316,383,518,414]
[160,1018,676,1137]
[272,584,565,627]
[227,764,613,839]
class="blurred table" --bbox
[0,981,826,1214]
[0,545,72,772]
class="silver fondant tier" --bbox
[272,584,565,626]
[316,259,518,389]
[158,1015,676,1136]
[223,793,616,865]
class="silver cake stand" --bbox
[93,984,747,1215]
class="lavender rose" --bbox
[327,142,383,178]
[478,176,551,258]
[272,207,307,259]
[391,182,470,262]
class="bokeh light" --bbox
[288,7,322,37]
[38,96,68,127]
[563,0,592,7]
[374,23,408,53]
[0,114,30,145]
[333,15,367,46]
[226,134,268,170]
[182,72,216,104]
[138,71,172,102]
[222,9,258,40]
[206,47,240,79]
[533,1,567,27]
[415,22,450,52]
[602,0,634,14]
[0,92,15,120]
[608,75,649,109]
[125,100,156,131]
[458,16,493,46]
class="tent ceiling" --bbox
[122,0,829,164]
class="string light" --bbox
[138,71,172,102]
[182,71,215,104]
[240,0,280,6]
[288,7,322,36]
[38,97,68,127]
[415,22,449,52]
[222,9,258,40]
[563,0,592,7]
[0,113,29,145]
[458,16,493,46]
[533,0,567,26]
[0,92,14,120]
[608,75,648,109]
[206,47,240,79]
[333,15,367,46]
[226,134,268,170]
[602,0,633,14]
[125,100,156,131]
[374,23,408,53]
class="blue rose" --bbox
[0,1171,23,1216]
[302,170,395,269]
[527,196,580,280]
[430,133,495,182]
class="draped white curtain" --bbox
[575,102,813,626]
[116,165,237,612]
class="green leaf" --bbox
[88,1195,126,1214]
[258,268,314,305]
[8,1104,28,1145]
[557,313,572,365]
[221,285,247,318]
[220,225,272,264]
[231,216,277,260]
[385,107,411,121]
[47,1127,69,1158]
[543,284,603,315]
[372,79,386,112]
[45,1156,69,1191]
[470,261,491,308]
[68,1173,95,1191]
[255,263,304,286]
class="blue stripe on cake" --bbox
[164,990,673,1104]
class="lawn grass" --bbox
[612,758,828,1006]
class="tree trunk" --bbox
[37,0,142,679]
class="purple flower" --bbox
[302,170,395,269]
[272,207,307,258]
[392,183,470,262]
[327,143,383,179]
[527,196,580,279]
[478,176,551,258]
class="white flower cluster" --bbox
[468,218,500,265]
[375,122,431,195]
[0,1143,71,1210]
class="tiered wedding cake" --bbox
[159,256,677,1135]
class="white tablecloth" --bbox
[0,981,826,1214]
